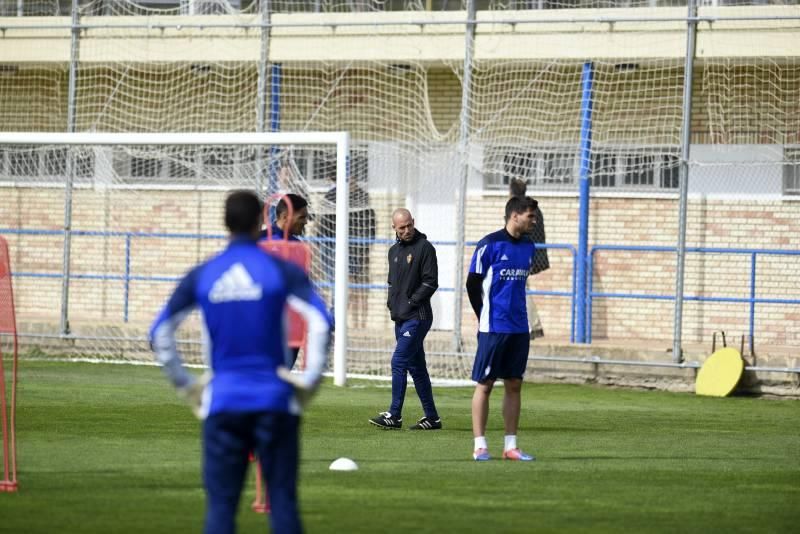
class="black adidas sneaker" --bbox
[409,416,442,430]
[369,411,402,429]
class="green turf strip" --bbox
[1,361,798,533]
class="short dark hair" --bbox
[504,195,538,222]
[224,190,263,235]
[275,193,308,219]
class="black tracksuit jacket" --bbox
[387,229,438,323]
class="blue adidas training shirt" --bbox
[468,229,535,334]
[149,236,332,417]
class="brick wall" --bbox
[3,187,798,350]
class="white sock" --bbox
[504,435,517,452]
[474,436,488,450]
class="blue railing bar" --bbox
[8,227,794,258]
[592,244,800,256]
[528,290,573,297]
[0,228,229,240]
[94,231,226,239]
[586,244,800,344]
[315,282,572,297]
[590,292,800,305]
[570,255,577,343]
[71,274,124,281]
[590,292,675,301]
[131,275,182,282]
[728,297,800,305]
[0,228,62,236]
[10,268,581,302]
[124,235,132,323]
[2,272,137,282]
[10,272,62,278]
[586,249,594,342]
[2,227,583,252]
[749,252,756,355]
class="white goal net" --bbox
[2,1,799,381]
[0,132,364,385]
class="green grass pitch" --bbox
[1,361,798,533]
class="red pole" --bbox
[0,236,18,492]
[251,456,269,514]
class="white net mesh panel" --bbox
[0,141,348,367]
[0,64,67,132]
[1,0,795,16]
[273,62,462,379]
[680,19,800,349]
[1,1,799,380]
[0,1,60,16]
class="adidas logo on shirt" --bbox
[403,331,411,337]
[209,263,263,303]
[500,254,509,261]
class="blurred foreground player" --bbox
[150,190,332,534]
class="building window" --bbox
[486,146,678,191]
[592,150,679,190]
[110,146,257,186]
[486,147,579,189]
[7,149,37,177]
[167,149,198,180]
[784,148,800,196]
[0,146,78,181]
[291,147,369,186]
[43,148,67,176]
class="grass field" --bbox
[1,361,798,533]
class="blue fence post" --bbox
[269,63,282,196]
[570,247,577,343]
[575,61,594,343]
[123,234,131,323]
[587,248,595,343]
[749,252,757,355]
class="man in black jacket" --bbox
[369,208,442,431]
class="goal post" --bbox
[0,131,350,387]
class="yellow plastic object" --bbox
[695,347,744,397]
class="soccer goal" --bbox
[0,131,352,386]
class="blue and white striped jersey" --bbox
[149,237,332,417]
[468,229,535,334]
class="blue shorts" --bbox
[471,332,530,382]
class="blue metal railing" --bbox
[303,237,578,341]
[0,229,578,339]
[586,245,800,348]
[0,228,228,321]
[8,228,797,348]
